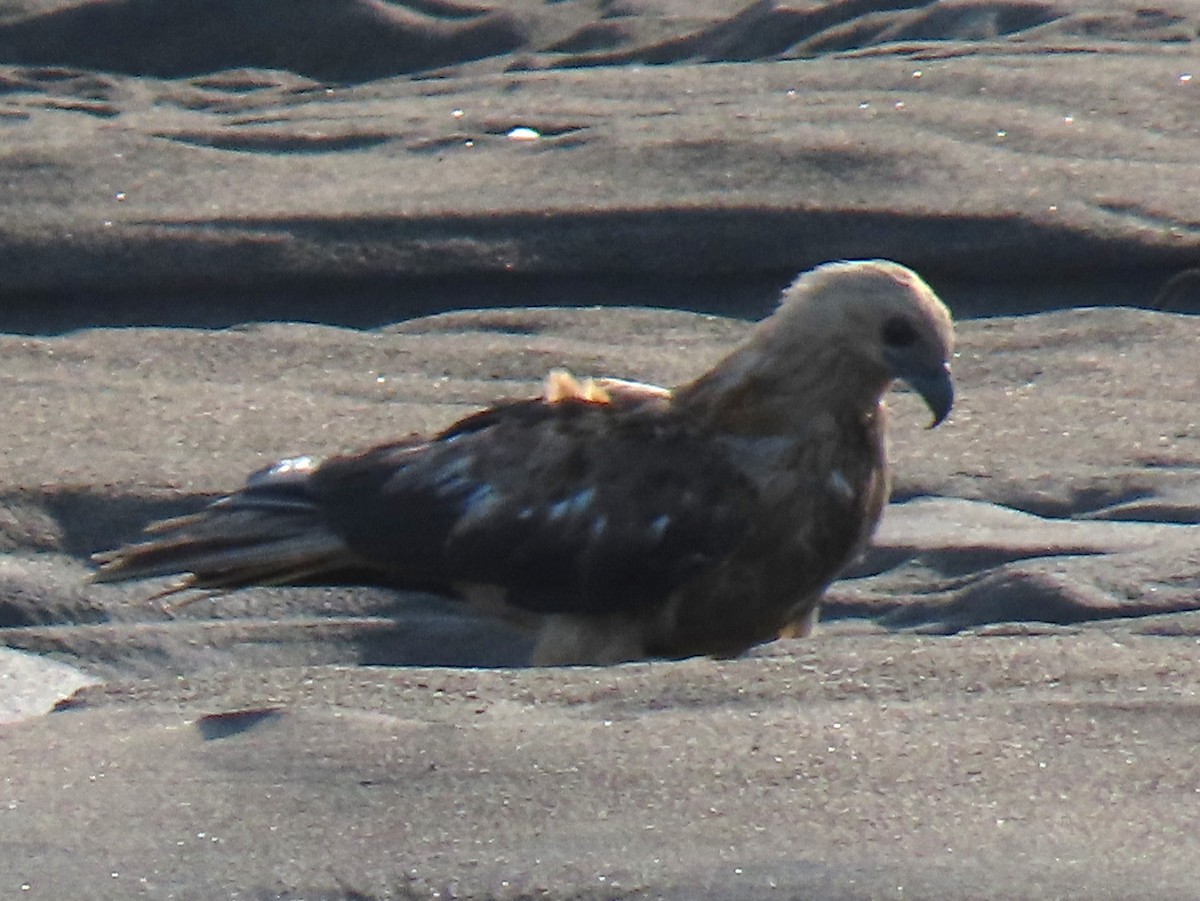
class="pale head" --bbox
[685,260,955,429]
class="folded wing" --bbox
[94,396,757,617]
[313,397,756,614]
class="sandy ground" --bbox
[2,1,1200,898]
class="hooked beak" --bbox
[895,360,954,428]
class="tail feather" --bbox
[91,458,355,594]
[92,523,345,585]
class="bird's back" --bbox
[310,396,758,616]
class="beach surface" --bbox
[2,1,1199,898]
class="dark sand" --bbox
[2,1,1200,898]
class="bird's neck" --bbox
[674,340,890,437]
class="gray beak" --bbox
[895,361,954,428]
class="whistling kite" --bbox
[94,260,955,664]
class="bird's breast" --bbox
[653,424,888,657]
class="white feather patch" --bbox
[458,483,502,525]
[548,488,596,521]
[648,514,671,542]
[827,469,854,503]
[433,456,474,497]
[269,456,316,476]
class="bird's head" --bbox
[761,260,956,427]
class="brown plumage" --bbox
[92,260,955,665]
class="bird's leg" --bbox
[531,613,650,666]
[777,603,820,639]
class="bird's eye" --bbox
[882,317,918,348]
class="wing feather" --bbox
[312,398,756,615]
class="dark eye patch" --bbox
[882,316,918,348]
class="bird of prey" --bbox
[93,260,955,665]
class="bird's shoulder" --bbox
[318,392,746,507]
